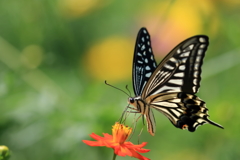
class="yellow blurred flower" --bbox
[139,0,219,55]
[84,37,133,82]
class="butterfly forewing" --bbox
[133,28,157,96]
[142,36,208,98]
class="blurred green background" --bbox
[0,0,239,160]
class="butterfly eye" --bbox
[129,98,135,104]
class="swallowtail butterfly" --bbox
[128,27,223,136]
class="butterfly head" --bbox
[128,96,142,110]
[128,97,135,104]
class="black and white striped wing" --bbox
[133,28,157,96]
[142,35,208,98]
[147,92,224,132]
[129,28,223,135]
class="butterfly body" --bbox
[128,27,223,136]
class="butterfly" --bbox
[128,27,224,136]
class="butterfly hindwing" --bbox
[133,28,157,96]
[147,92,223,132]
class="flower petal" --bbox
[128,149,151,160]
[82,140,105,146]
[89,133,108,140]
[102,133,113,140]
[114,144,150,160]
[124,142,150,152]
[114,145,130,157]
[134,147,151,153]
[83,133,114,147]
[125,142,148,148]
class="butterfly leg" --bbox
[127,106,141,113]
[126,111,140,113]
[138,127,144,144]
[118,104,133,123]
[128,114,143,141]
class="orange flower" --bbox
[83,122,150,160]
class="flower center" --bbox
[112,122,132,144]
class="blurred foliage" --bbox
[0,0,240,160]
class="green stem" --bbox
[112,152,117,160]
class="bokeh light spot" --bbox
[140,0,218,56]
[84,37,133,82]
[21,45,43,69]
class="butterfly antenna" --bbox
[125,85,132,97]
[105,80,130,97]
